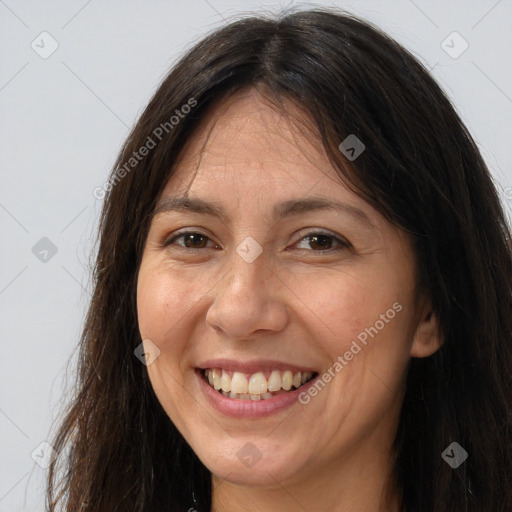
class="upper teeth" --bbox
[205,369,314,395]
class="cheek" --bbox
[136,264,203,430]
[309,284,412,430]
[137,274,171,342]
[137,264,206,344]
[328,297,412,415]
[287,268,404,345]
[294,268,413,387]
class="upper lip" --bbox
[197,358,318,375]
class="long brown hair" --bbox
[47,7,512,511]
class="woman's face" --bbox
[137,89,440,488]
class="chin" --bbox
[197,439,304,487]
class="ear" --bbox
[410,300,444,358]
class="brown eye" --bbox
[182,233,208,248]
[165,231,216,249]
[295,231,350,252]
[307,234,334,250]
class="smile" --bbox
[201,368,317,400]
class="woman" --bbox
[47,7,512,512]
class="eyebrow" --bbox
[153,195,375,229]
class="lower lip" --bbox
[196,369,319,418]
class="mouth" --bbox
[199,368,318,401]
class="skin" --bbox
[136,89,442,512]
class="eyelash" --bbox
[163,229,351,254]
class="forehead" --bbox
[163,89,345,195]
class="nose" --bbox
[205,247,289,341]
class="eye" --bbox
[163,229,350,253]
[164,231,218,250]
[293,230,351,252]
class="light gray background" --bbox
[0,0,511,510]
